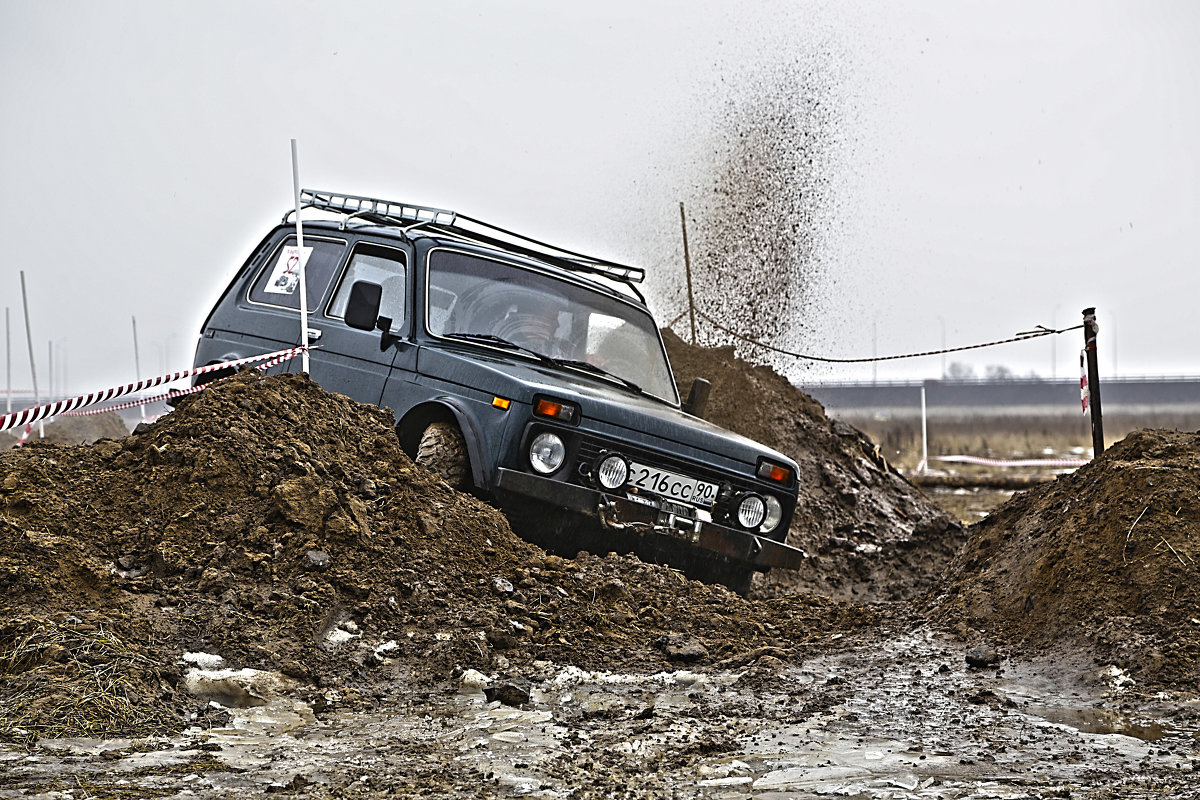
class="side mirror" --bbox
[345,281,383,331]
[683,377,711,419]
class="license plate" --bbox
[627,462,718,508]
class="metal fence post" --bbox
[1082,307,1104,456]
[679,202,697,346]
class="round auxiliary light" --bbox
[595,453,629,491]
[736,493,767,530]
[529,432,566,474]
[760,495,783,534]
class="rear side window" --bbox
[327,243,408,334]
[248,236,345,312]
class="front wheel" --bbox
[415,421,470,489]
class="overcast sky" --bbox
[2,0,1197,399]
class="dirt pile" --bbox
[662,330,965,602]
[0,370,880,745]
[934,428,1200,693]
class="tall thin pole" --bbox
[5,307,11,414]
[291,139,311,374]
[679,202,697,346]
[19,271,43,437]
[132,316,146,420]
[47,341,53,402]
[1082,307,1104,456]
[920,383,928,475]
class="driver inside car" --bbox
[495,298,571,359]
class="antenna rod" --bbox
[291,139,311,374]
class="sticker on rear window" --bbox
[264,245,312,295]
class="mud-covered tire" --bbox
[415,421,470,489]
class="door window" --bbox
[327,243,408,334]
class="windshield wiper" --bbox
[550,358,643,394]
[443,332,646,395]
[442,332,556,364]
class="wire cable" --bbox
[691,310,1084,364]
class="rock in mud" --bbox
[657,633,708,662]
[304,550,331,571]
[965,644,1000,668]
[484,680,531,707]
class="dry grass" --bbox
[0,617,177,747]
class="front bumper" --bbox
[494,467,807,572]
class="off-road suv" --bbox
[191,190,805,590]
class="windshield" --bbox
[426,249,678,403]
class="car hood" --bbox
[418,343,797,471]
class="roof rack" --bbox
[294,189,646,289]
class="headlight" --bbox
[736,493,766,529]
[529,432,566,474]
[595,453,629,490]
[760,495,783,533]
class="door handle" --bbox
[306,327,323,342]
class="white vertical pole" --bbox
[920,384,928,475]
[19,271,43,438]
[132,316,146,420]
[47,341,53,402]
[5,307,11,414]
[291,139,311,375]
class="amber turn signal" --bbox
[756,460,791,483]
[534,396,579,423]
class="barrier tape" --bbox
[0,346,310,432]
[60,347,309,418]
[61,383,208,418]
[14,423,32,446]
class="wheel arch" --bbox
[193,355,243,387]
[397,399,490,489]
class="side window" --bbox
[327,243,408,334]
[249,236,345,312]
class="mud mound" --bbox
[0,371,879,744]
[934,429,1200,693]
[663,330,965,602]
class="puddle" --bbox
[1028,705,1168,741]
[2,636,1197,798]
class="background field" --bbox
[839,410,1200,524]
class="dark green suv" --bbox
[192,190,804,590]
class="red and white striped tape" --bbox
[0,346,310,432]
[60,346,309,418]
[60,383,207,418]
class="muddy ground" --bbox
[1,342,1198,798]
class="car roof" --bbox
[285,190,648,305]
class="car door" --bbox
[313,239,417,406]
